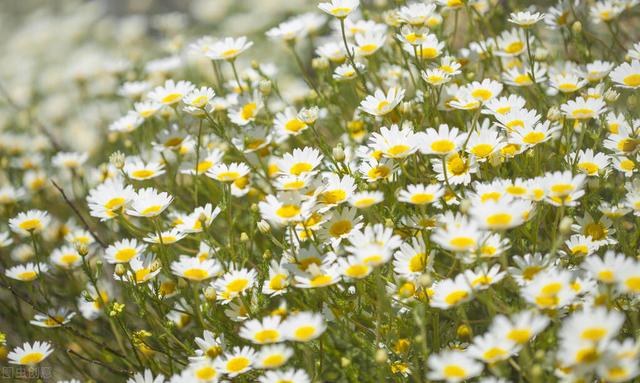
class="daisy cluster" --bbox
[2,0,640,382]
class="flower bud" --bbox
[459,199,471,214]
[75,242,89,257]
[457,324,472,339]
[559,216,573,235]
[546,106,562,121]
[375,349,388,364]
[298,106,319,124]
[333,145,346,162]
[604,89,620,103]
[150,260,162,272]
[259,80,272,96]
[418,273,432,287]
[240,232,249,242]
[399,101,412,114]
[341,357,351,367]
[312,57,330,71]
[384,218,394,228]
[534,47,548,61]
[257,220,271,234]
[263,250,272,260]
[114,264,127,277]
[109,151,126,169]
[571,21,582,34]
[204,286,217,301]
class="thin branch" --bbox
[51,180,107,248]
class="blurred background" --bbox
[0,0,316,153]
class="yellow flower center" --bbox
[483,347,507,361]
[329,220,352,237]
[345,264,369,278]
[131,169,155,179]
[409,253,427,273]
[486,213,513,227]
[285,119,307,133]
[449,237,476,249]
[195,366,217,380]
[241,103,257,120]
[269,274,287,290]
[105,197,125,209]
[161,93,182,104]
[443,365,466,378]
[388,144,410,156]
[276,204,301,219]
[18,219,41,231]
[18,271,38,281]
[254,329,280,343]
[431,139,455,153]
[183,268,209,281]
[217,171,240,181]
[320,190,347,205]
[409,193,434,204]
[290,162,313,175]
[571,108,594,119]
[227,357,250,373]
[504,41,524,54]
[19,352,44,365]
[367,166,391,180]
[444,290,468,305]
[294,325,316,341]
[227,278,249,293]
[141,205,162,215]
[623,74,640,87]
[471,88,492,101]
[470,143,493,158]
[581,327,607,341]
[310,274,332,287]
[262,354,285,368]
[507,328,531,343]
[625,277,640,292]
[115,248,136,262]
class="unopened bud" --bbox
[251,60,260,70]
[333,145,345,162]
[459,199,471,214]
[547,106,562,121]
[312,57,330,71]
[150,260,162,272]
[375,349,388,363]
[75,242,89,257]
[559,216,573,235]
[534,47,548,61]
[298,106,319,124]
[259,80,272,96]
[257,220,271,234]
[204,286,217,300]
[384,218,394,228]
[263,250,272,260]
[604,89,620,103]
[109,151,126,169]
[399,101,412,114]
[571,21,582,34]
[531,365,543,378]
[418,273,432,287]
[457,324,472,339]
[341,357,351,367]
[240,232,249,242]
[114,264,126,277]
[250,203,259,213]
